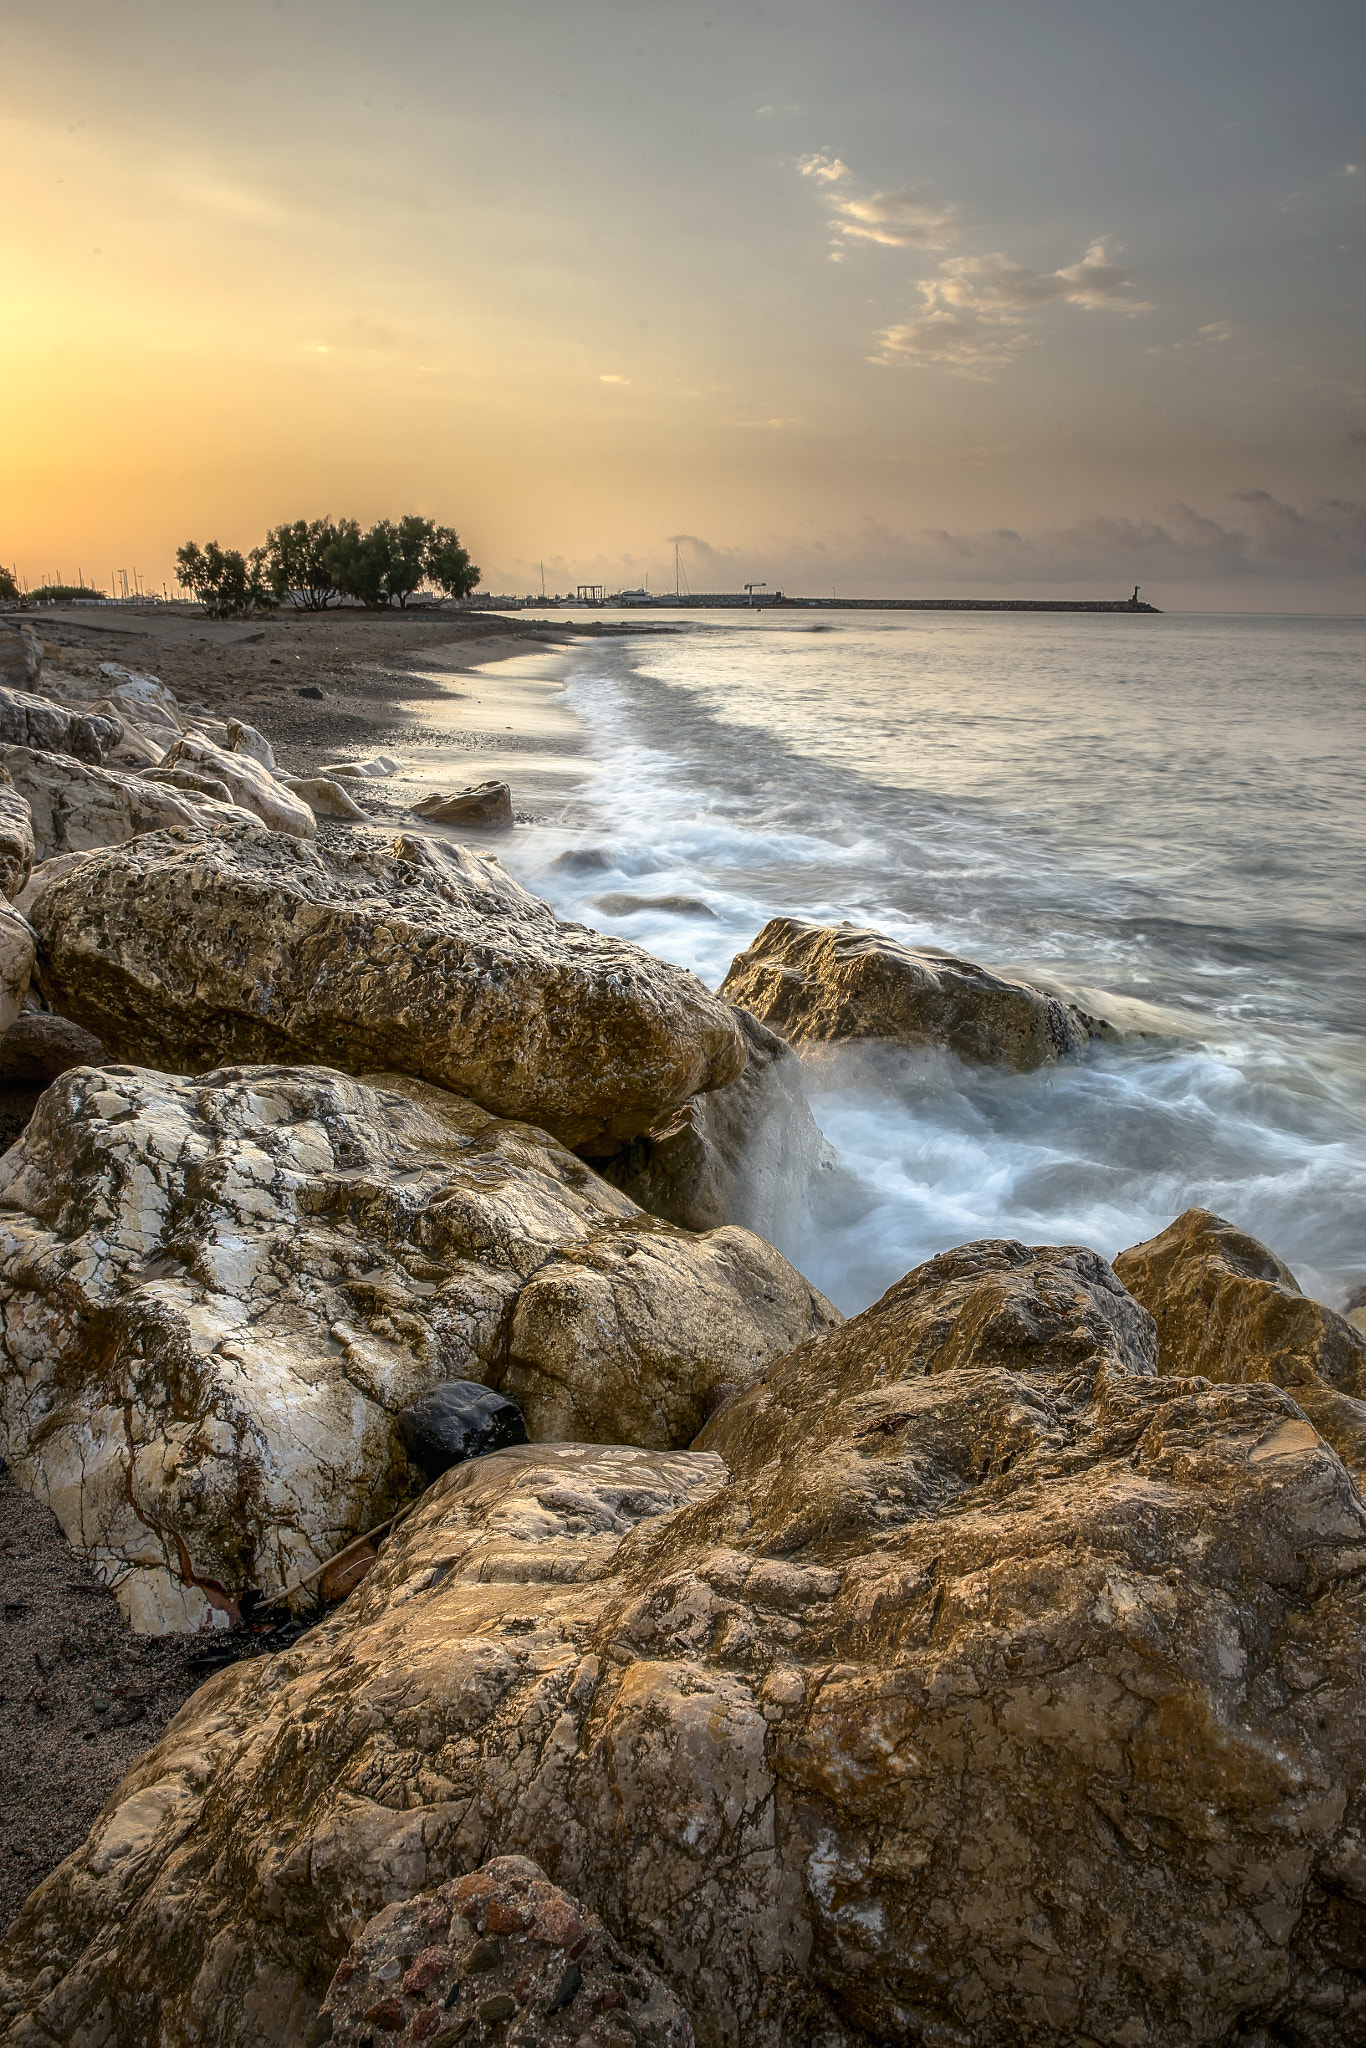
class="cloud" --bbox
[798,152,850,184]
[874,239,1149,375]
[599,373,629,384]
[799,153,957,251]
[832,493,1366,585]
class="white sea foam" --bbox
[500,609,1366,1314]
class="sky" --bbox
[2,0,1363,609]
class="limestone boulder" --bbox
[721,916,1113,1070]
[317,1856,695,2048]
[226,718,276,769]
[1115,1208,1366,1397]
[162,732,316,838]
[96,662,185,748]
[597,1007,833,1243]
[142,763,236,805]
[4,1238,1364,2047]
[23,820,750,1151]
[0,908,35,1039]
[87,704,165,772]
[0,766,34,901]
[0,1062,833,1633]
[283,774,370,820]
[0,684,114,766]
[413,780,514,830]
[0,626,44,690]
[0,744,257,863]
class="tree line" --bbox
[175,515,480,617]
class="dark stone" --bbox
[396,1382,528,1479]
[467,1939,502,1972]
[546,1961,582,2012]
[306,2017,334,2046]
[298,685,326,699]
[477,1995,517,2024]
[0,1011,107,1088]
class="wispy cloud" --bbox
[874,240,1149,375]
[799,153,957,253]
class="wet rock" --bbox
[0,626,44,691]
[1114,1207,1366,1397]
[0,685,114,767]
[0,744,255,862]
[319,1857,694,2048]
[0,1007,105,1086]
[721,915,1113,1070]
[283,774,370,820]
[413,780,514,830]
[593,892,718,920]
[163,732,316,837]
[397,1381,530,1478]
[10,1239,1366,2046]
[0,1063,832,1632]
[596,1007,833,1241]
[0,766,34,901]
[22,820,749,1152]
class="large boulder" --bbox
[1114,1208,1366,1397]
[0,744,255,863]
[0,685,114,766]
[0,766,34,901]
[597,1007,833,1242]
[1115,1207,1366,1489]
[4,1238,1364,2047]
[281,774,369,820]
[22,821,750,1151]
[317,1856,695,2048]
[96,662,185,740]
[413,780,514,830]
[721,916,1112,1070]
[0,1062,834,1633]
[162,732,316,838]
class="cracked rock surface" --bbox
[0,745,257,864]
[0,1062,834,1633]
[4,1238,1362,2046]
[720,916,1112,1070]
[22,820,750,1152]
[316,1853,694,2047]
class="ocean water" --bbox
[495,610,1366,1317]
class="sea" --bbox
[486,609,1366,1319]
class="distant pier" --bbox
[492,592,1162,615]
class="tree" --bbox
[263,519,342,610]
[175,540,277,618]
[0,566,20,603]
[425,525,480,600]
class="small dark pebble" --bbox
[477,1994,517,2024]
[467,1938,502,1972]
[306,2016,334,2045]
[298,684,326,699]
[545,1960,582,2012]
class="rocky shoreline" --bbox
[0,608,1364,2045]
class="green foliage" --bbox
[175,540,277,618]
[23,583,106,603]
[0,566,20,603]
[425,525,480,600]
[179,514,480,616]
[264,518,342,610]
